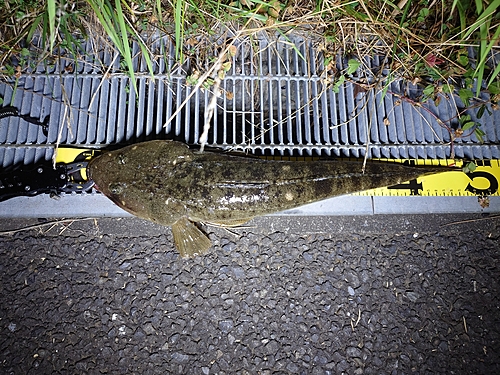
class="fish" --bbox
[88,140,452,257]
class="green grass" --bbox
[0,0,499,104]
[85,0,154,93]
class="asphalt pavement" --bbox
[1,214,499,374]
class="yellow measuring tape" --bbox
[350,159,500,197]
[56,147,500,197]
[261,156,499,197]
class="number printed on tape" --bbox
[351,159,500,197]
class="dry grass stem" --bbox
[0,218,97,236]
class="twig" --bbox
[440,214,500,228]
[387,90,456,158]
[351,308,361,331]
[0,218,97,236]
[355,308,361,327]
[163,21,255,136]
[199,62,223,152]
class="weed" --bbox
[332,58,360,94]
[85,0,154,93]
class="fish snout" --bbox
[88,153,117,195]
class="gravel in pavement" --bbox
[0,215,499,374]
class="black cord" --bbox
[0,105,49,136]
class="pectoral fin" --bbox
[171,217,212,258]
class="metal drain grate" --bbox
[1,34,499,217]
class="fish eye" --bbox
[109,182,124,195]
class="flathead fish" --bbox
[88,140,452,257]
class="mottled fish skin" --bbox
[88,140,451,256]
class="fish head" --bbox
[87,140,193,224]
[87,147,149,217]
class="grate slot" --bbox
[355,89,368,148]
[276,79,284,147]
[267,80,275,145]
[338,81,350,148]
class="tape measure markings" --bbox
[349,159,500,197]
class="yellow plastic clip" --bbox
[54,148,97,164]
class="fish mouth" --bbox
[87,154,114,196]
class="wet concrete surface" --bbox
[1,214,499,374]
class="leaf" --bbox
[347,59,360,75]
[457,54,469,67]
[323,56,333,68]
[344,4,369,21]
[27,14,43,42]
[419,8,429,17]
[222,61,232,72]
[332,75,345,93]
[462,0,500,40]
[474,128,485,143]
[353,83,366,97]
[417,7,429,22]
[202,77,215,89]
[275,29,306,62]
[450,0,459,15]
[461,121,475,131]
[465,161,477,172]
[464,68,475,79]
[186,74,198,85]
[486,56,500,88]
[488,83,500,95]
[423,84,434,97]
[47,0,56,52]
[228,45,237,57]
[136,38,155,80]
[475,128,485,136]
[459,114,471,124]
[477,104,486,119]
[478,196,490,208]
[268,0,280,18]
[442,83,453,94]
[114,0,137,93]
[458,88,473,106]
[175,0,185,61]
